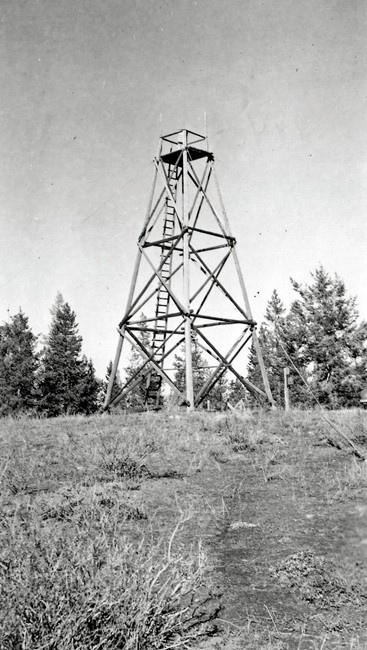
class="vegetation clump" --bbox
[0,414,223,649]
[0,521,220,650]
[271,551,366,610]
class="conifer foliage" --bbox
[173,332,210,400]
[289,267,367,407]
[173,331,228,409]
[40,293,99,416]
[247,267,367,408]
[77,356,101,415]
[247,290,307,407]
[0,311,39,416]
[123,314,152,410]
[104,360,123,405]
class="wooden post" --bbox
[284,367,290,412]
[182,130,194,410]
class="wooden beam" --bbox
[110,329,185,407]
[192,324,266,400]
[189,244,249,320]
[182,133,194,410]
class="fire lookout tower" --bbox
[104,129,274,411]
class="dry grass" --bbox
[1,408,367,649]
[0,413,222,649]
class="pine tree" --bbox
[104,360,123,406]
[173,331,210,405]
[228,377,249,406]
[40,293,94,416]
[0,310,39,416]
[123,314,152,411]
[206,370,229,411]
[77,356,101,415]
[248,291,294,406]
[289,267,367,407]
[248,269,367,410]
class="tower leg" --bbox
[103,333,124,410]
[182,134,194,410]
[252,330,276,407]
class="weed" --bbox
[226,423,271,453]
[0,514,221,649]
[322,458,367,502]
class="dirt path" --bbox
[144,424,367,648]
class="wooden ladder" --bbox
[145,165,179,407]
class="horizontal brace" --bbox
[127,311,184,326]
[127,327,180,335]
[143,233,180,248]
[187,225,235,243]
[189,313,256,326]
[193,321,252,329]
[193,244,232,253]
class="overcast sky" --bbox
[1,0,366,377]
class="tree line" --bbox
[0,293,101,417]
[1,267,366,416]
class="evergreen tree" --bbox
[103,360,123,406]
[227,377,252,408]
[206,370,229,411]
[40,293,97,416]
[289,267,367,407]
[248,268,367,409]
[247,290,307,407]
[123,314,152,411]
[77,355,101,415]
[173,331,210,405]
[0,310,39,416]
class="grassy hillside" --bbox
[1,410,367,649]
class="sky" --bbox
[1,0,366,378]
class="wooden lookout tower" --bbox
[104,129,274,411]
